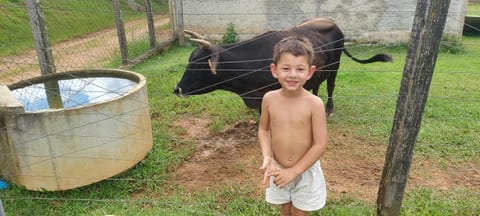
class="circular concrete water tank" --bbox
[0,69,152,191]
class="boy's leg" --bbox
[291,205,308,216]
[281,202,293,216]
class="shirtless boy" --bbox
[258,36,328,216]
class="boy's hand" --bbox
[260,157,276,188]
[271,168,297,189]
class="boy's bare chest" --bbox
[269,105,312,126]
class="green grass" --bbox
[468,2,480,16]
[1,35,479,215]
[402,188,480,215]
[0,0,168,57]
[333,36,480,161]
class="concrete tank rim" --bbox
[7,69,147,113]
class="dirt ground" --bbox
[170,117,480,204]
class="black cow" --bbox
[174,18,392,116]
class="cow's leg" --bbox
[312,85,319,96]
[326,75,336,117]
[309,73,327,113]
[309,71,324,96]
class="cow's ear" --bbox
[208,52,220,75]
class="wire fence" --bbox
[0,0,173,85]
[1,0,479,215]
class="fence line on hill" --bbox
[0,0,173,85]
[1,1,478,85]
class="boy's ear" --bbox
[307,65,316,79]
[270,63,278,78]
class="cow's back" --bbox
[297,18,337,31]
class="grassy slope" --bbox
[333,36,480,161]
[468,2,480,16]
[0,0,168,57]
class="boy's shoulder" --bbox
[264,89,281,99]
[303,91,325,106]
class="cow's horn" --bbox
[190,38,211,49]
[208,59,217,75]
[184,30,204,39]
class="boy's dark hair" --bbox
[272,36,315,66]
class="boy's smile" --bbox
[286,80,299,88]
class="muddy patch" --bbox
[169,117,480,204]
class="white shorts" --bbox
[266,160,326,211]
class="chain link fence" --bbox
[0,0,173,85]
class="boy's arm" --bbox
[273,97,328,188]
[258,94,275,187]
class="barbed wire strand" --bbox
[0,131,477,178]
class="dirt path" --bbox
[0,15,171,85]
[170,117,480,204]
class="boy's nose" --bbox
[287,69,298,76]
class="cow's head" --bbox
[174,30,223,97]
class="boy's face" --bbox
[270,52,315,92]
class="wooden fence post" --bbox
[376,0,451,215]
[145,0,157,48]
[169,0,185,45]
[168,0,175,34]
[26,0,55,75]
[113,0,129,64]
[26,0,62,109]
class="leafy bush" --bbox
[222,22,239,44]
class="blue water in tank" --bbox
[11,77,137,112]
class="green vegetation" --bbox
[467,2,480,16]
[0,0,168,57]
[222,22,240,44]
[402,188,480,215]
[336,35,479,161]
[2,34,479,215]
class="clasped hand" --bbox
[260,157,298,189]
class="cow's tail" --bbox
[343,47,393,64]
